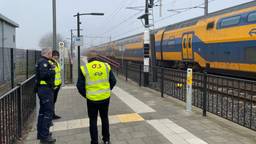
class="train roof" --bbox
[164,1,256,31]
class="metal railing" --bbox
[0,75,37,144]
[0,47,40,95]
[113,62,256,131]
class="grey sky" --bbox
[0,0,253,49]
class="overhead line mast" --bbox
[205,0,208,16]
[138,0,155,86]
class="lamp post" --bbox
[52,0,57,50]
[73,12,104,76]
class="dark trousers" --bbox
[87,98,110,144]
[37,86,54,139]
[53,86,60,115]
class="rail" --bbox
[96,55,120,68]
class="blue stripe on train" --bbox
[155,36,256,64]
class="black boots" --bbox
[39,136,56,143]
[53,114,61,120]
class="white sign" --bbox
[59,42,65,48]
[74,36,83,46]
[144,58,149,72]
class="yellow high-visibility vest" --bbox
[80,61,111,101]
[40,60,62,86]
[52,60,62,86]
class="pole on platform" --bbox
[70,29,73,83]
[52,0,57,51]
[143,0,150,87]
[186,68,193,112]
[76,13,81,76]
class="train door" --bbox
[182,33,194,60]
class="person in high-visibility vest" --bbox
[35,48,56,143]
[49,50,62,120]
[76,57,116,144]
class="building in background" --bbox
[0,13,19,83]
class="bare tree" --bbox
[39,32,68,48]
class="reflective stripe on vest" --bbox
[40,81,47,85]
[80,61,111,101]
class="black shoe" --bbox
[53,114,61,120]
[37,133,52,140]
[40,137,56,143]
[104,141,111,144]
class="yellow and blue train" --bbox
[86,1,256,79]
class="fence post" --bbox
[161,67,164,98]
[125,62,128,81]
[17,84,23,137]
[11,48,14,88]
[203,63,209,116]
[116,67,119,76]
[26,50,29,79]
[0,100,2,143]
[139,64,142,87]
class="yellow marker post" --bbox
[186,68,193,112]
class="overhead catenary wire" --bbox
[155,0,217,24]
[97,0,133,28]
[101,10,143,36]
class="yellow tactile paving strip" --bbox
[51,113,144,132]
[117,113,144,123]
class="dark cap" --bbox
[52,50,60,56]
[87,57,98,62]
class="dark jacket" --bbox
[76,64,116,99]
[35,56,55,90]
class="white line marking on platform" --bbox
[147,119,208,144]
[112,87,156,114]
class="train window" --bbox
[183,39,186,48]
[248,12,256,22]
[245,47,256,63]
[206,22,214,30]
[220,16,241,28]
[167,39,175,48]
[188,38,191,48]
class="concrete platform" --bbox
[23,75,256,144]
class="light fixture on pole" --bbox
[73,12,104,76]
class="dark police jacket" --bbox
[35,56,55,91]
[76,65,117,100]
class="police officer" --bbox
[76,57,116,144]
[49,50,62,119]
[35,48,56,143]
